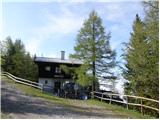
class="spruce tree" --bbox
[70,11,116,91]
[124,1,159,100]
[1,37,15,73]
[123,14,148,96]
[143,1,159,100]
[1,37,38,81]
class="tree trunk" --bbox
[93,61,96,91]
[92,16,96,92]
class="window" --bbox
[45,66,51,71]
[45,80,48,84]
[55,67,61,73]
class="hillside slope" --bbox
[1,76,153,119]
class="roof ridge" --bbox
[34,57,82,64]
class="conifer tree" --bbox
[1,37,38,81]
[70,11,116,91]
[143,1,159,100]
[124,1,158,100]
[123,14,148,96]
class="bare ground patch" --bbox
[1,78,128,119]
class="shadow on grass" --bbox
[1,86,127,118]
[1,76,153,119]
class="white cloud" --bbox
[22,2,143,57]
[98,2,143,24]
[96,2,144,50]
[36,6,85,37]
[25,37,42,55]
[25,6,87,55]
[98,4,125,22]
[24,5,87,55]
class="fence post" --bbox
[126,96,128,110]
[91,91,94,99]
[58,89,60,96]
[13,76,16,89]
[41,84,43,92]
[101,93,103,102]
[75,90,77,99]
[65,91,67,99]
[141,99,143,114]
[109,95,112,104]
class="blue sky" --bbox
[2,0,144,62]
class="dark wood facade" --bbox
[34,56,82,93]
[35,61,81,79]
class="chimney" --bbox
[61,51,65,60]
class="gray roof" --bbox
[34,57,83,65]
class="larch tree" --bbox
[70,10,117,91]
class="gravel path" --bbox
[1,78,127,119]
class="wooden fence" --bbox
[91,91,159,114]
[2,72,159,114]
[2,72,43,90]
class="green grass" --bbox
[87,100,155,119]
[1,112,13,119]
[1,75,156,119]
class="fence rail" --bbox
[2,72,43,90]
[91,91,159,114]
[1,72,159,114]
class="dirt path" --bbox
[1,78,127,119]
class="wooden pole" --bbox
[126,96,128,110]
[141,99,143,114]
[109,95,112,104]
[58,89,60,96]
[41,84,43,92]
[91,92,94,99]
[65,91,66,98]
[75,90,77,99]
[101,93,103,102]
